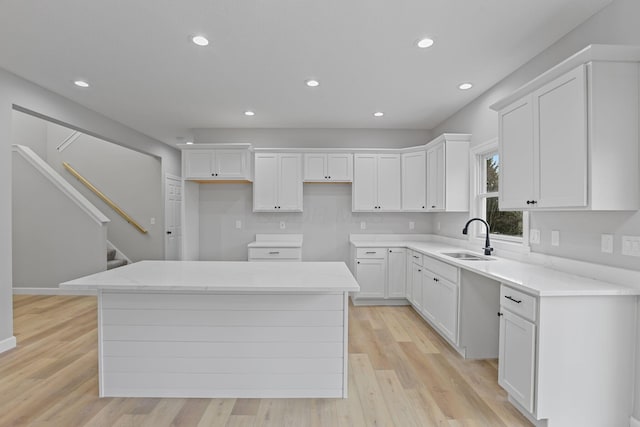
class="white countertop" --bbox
[248,233,303,248]
[351,239,640,297]
[60,260,359,292]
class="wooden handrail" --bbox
[62,162,148,234]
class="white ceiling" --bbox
[0,0,611,146]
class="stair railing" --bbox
[63,162,148,234]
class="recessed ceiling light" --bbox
[417,38,434,49]
[244,110,255,116]
[192,35,209,46]
[74,80,90,88]
[305,79,320,87]
[458,82,473,90]
[185,141,194,145]
[373,112,384,117]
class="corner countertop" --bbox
[351,237,640,297]
[60,260,359,293]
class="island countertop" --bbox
[60,260,360,293]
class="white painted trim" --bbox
[0,336,17,354]
[13,287,97,296]
[178,142,252,150]
[56,130,82,152]
[12,144,110,225]
[630,415,640,427]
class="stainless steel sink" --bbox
[441,252,495,261]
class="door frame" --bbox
[164,173,182,260]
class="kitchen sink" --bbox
[441,252,495,261]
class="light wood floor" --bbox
[0,295,532,426]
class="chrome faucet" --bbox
[462,218,494,256]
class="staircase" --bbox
[107,248,127,270]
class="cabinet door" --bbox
[353,154,378,210]
[437,278,459,344]
[498,310,536,413]
[405,251,414,301]
[184,151,214,178]
[421,272,438,323]
[534,65,587,208]
[426,143,445,211]
[327,154,353,181]
[401,151,426,210]
[411,263,423,310]
[278,154,303,211]
[303,153,327,181]
[253,153,278,211]
[355,258,386,299]
[215,150,248,179]
[499,96,535,209]
[377,154,401,210]
[387,248,406,298]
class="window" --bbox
[471,139,527,247]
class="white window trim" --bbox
[469,138,530,254]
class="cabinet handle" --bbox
[504,295,522,304]
[422,206,425,209]
[497,312,503,317]
[357,261,360,264]
[328,176,331,179]
[389,250,392,253]
[211,173,215,176]
[526,200,538,205]
[365,251,376,254]
[269,251,280,255]
[418,269,422,272]
[431,205,436,208]
[413,255,419,259]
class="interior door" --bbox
[164,174,182,260]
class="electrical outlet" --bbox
[409,221,415,230]
[360,221,366,230]
[279,221,286,230]
[601,234,613,253]
[551,230,560,247]
[150,217,156,225]
[530,229,540,244]
[622,236,640,257]
[235,220,242,229]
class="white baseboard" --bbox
[630,415,640,427]
[0,336,17,354]
[13,287,96,296]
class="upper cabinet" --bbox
[401,150,426,211]
[304,153,353,182]
[253,153,303,212]
[425,134,470,212]
[492,46,640,211]
[353,153,401,211]
[182,144,252,181]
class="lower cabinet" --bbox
[411,263,423,310]
[420,258,460,345]
[352,247,406,303]
[497,283,636,426]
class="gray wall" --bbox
[199,183,432,263]
[0,66,181,349]
[12,150,107,288]
[193,128,433,149]
[429,0,640,419]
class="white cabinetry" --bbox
[401,151,426,211]
[304,153,353,182]
[247,234,303,261]
[253,153,303,212]
[425,134,470,212]
[183,146,251,181]
[353,154,401,211]
[352,247,407,304]
[493,59,639,211]
[420,256,460,344]
[387,248,406,298]
[497,283,636,426]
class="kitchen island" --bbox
[60,260,359,398]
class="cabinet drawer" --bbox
[423,256,458,283]
[500,285,537,322]
[356,248,386,259]
[409,251,423,266]
[248,248,302,261]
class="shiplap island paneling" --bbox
[61,261,359,398]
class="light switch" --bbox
[279,221,286,230]
[622,236,640,257]
[235,220,242,229]
[150,217,156,225]
[530,229,540,244]
[409,221,415,230]
[601,234,613,253]
[360,221,366,230]
[551,230,560,247]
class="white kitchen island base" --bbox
[62,261,359,398]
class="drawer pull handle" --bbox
[269,251,280,255]
[413,255,419,259]
[505,295,522,304]
[365,251,376,254]
[497,312,503,317]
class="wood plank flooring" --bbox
[0,295,532,426]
